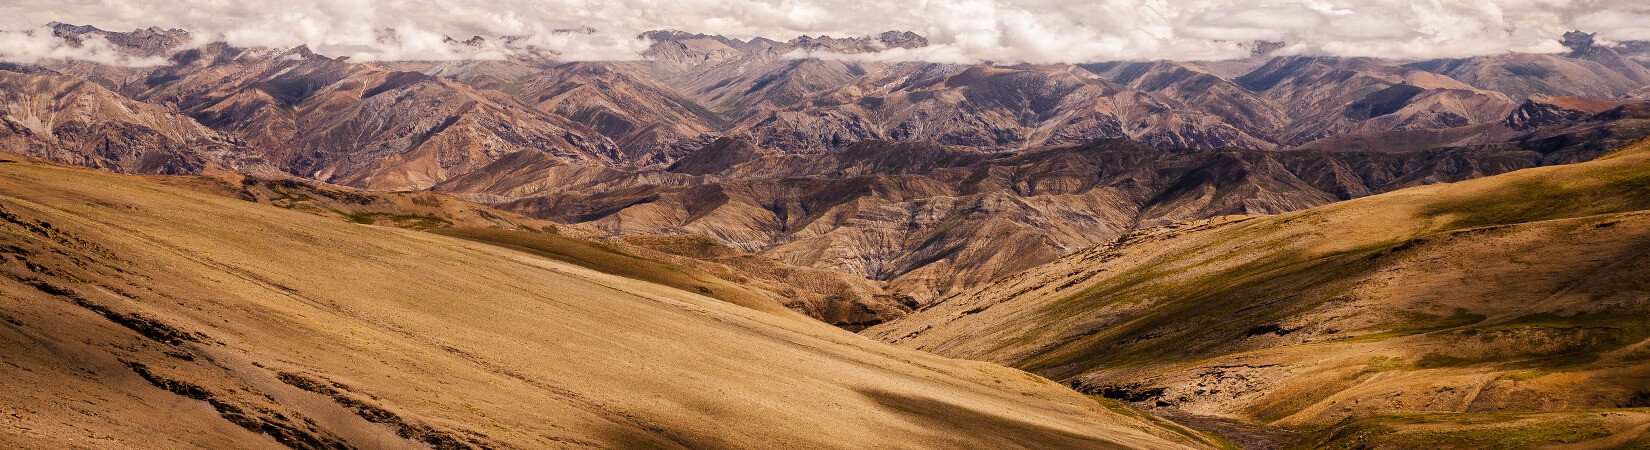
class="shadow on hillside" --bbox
[857,387,1133,449]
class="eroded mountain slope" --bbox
[494,133,1626,309]
[0,68,265,175]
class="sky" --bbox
[0,0,1647,65]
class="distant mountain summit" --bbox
[46,22,192,56]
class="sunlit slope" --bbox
[868,139,1650,443]
[158,172,906,329]
[0,157,1208,449]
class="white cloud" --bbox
[0,26,172,67]
[1574,8,1650,41]
[0,0,1642,64]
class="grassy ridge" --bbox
[1023,139,1650,376]
[1421,148,1650,230]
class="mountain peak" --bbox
[1564,30,1597,55]
[786,31,927,53]
[640,29,712,42]
[43,22,191,57]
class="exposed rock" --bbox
[1505,95,1625,131]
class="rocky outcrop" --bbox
[1504,95,1624,131]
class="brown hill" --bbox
[0,154,1218,449]
[867,138,1650,448]
[124,43,622,190]
[510,62,724,164]
[0,68,265,175]
[1236,57,1518,146]
[1082,61,1289,145]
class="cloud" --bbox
[1573,7,1650,41]
[1178,4,1329,42]
[0,0,1642,64]
[0,26,172,67]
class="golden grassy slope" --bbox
[868,139,1650,447]
[0,156,1214,449]
[147,172,904,329]
[158,173,561,231]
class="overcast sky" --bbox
[1,0,1647,64]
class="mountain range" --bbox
[9,23,1650,327]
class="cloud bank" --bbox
[0,0,1645,64]
[0,26,173,67]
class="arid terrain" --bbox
[4,15,1650,449]
[9,24,1650,328]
